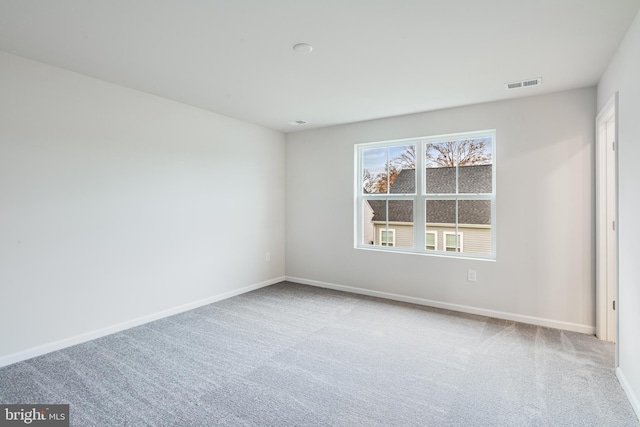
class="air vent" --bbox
[288,120,308,126]
[505,77,542,90]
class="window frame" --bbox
[443,231,464,253]
[425,231,437,251]
[379,228,396,246]
[355,129,496,259]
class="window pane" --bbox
[366,199,414,248]
[459,138,492,194]
[389,145,416,194]
[457,200,492,256]
[367,199,413,248]
[425,200,456,225]
[362,148,388,194]
[426,200,455,252]
[425,142,456,194]
[381,230,393,246]
[425,232,436,251]
[458,200,491,225]
[445,233,461,252]
[362,200,377,245]
[362,145,415,194]
[426,233,435,246]
[366,199,387,246]
[387,200,413,248]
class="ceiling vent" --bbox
[505,77,542,90]
[288,120,308,126]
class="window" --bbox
[444,232,463,252]
[380,229,395,246]
[426,231,437,251]
[356,130,495,259]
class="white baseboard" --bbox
[286,276,596,335]
[0,277,284,368]
[617,367,640,421]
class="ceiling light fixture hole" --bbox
[293,43,313,54]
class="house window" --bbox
[426,231,437,251]
[444,232,463,252]
[356,130,495,258]
[380,229,395,246]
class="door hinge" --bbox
[613,301,616,310]
[612,142,615,151]
[613,221,616,231]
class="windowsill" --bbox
[354,245,496,262]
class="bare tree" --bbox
[365,145,418,193]
[425,139,491,167]
[367,146,416,193]
[371,164,401,193]
[392,145,416,169]
[362,169,374,193]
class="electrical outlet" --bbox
[467,269,477,282]
[265,252,271,262]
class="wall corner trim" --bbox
[617,367,640,421]
[286,276,596,335]
[0,277,285,368]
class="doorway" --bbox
[595,94,617,346]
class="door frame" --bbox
[595,93,618,355]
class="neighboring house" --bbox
[366,165,492,255]
[362,190,375,245]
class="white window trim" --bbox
[379,228,396,246]
[355,129,496,259]
[443,231,464,253]
[426,231,437,250]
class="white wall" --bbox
[598,10,640,418]
[286,87,596,333]
[0,52,285,364]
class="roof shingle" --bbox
[370,165,492,224]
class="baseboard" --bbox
[617,367,640,421]
[0,277,284,368]
[286,276,596,335]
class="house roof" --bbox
[369,199,413,223]
[390,165,492,194]
[370,165,492,225]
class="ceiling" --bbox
[1,1,639,133]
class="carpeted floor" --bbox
[0,281,638,426]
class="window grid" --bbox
[356,130,495,259]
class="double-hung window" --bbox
[425,231,437,251]
[444,232,463,252]
[380,229,395,246]
[356,130,495,259]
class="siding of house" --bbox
[373,223,413,248]
[363,201,375,245]
[373,222,491,255]
[427,225,492,255]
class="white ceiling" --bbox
[1,0,639,133]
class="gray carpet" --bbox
[0,281,637,426]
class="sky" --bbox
[362,145,412,176]
[362,138,492,176]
